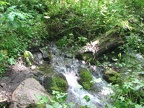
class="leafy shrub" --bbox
[0,4,48,56]
[0,52,7,77]
[108,78,144,108]
[0,0,48,76]
[35,91,74,108]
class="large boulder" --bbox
[103,69,121,84]
[43,73,68,94]
[0,72,34,108]
[9,78,49,108]
[78,67,93,90]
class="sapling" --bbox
[24,50,34,66]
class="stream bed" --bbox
[36,43,113,108]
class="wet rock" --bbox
[43,73,68,94]
[9,78,49,108]
[39,48,52,62]
[64,54,73,58]
[9,59,30,73]
[78,67,93,90]
[135,53,144,67]
[33,52,43,65]
[103,69,120,84]
[76,52,96,65]
[0,77,11,87]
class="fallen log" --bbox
[76,31,124,63]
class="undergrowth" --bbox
[0,0,144,107]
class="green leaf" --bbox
[67,102,74,108]
[15,12,26,20]
[83,95,90,102]
[0,1,9,6]
[8,12,15,22]
[46,104,54,108]
[118,53,121,59]
[53,102,62,108]
[8,57,16,65]
[135,104,144,108]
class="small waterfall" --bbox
[48,44,112,107]
[64,72,104,108]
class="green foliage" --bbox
[109,78,144,108]
[44,0,143,57]
[8,57,16,65]
[0,0,48,76]
[3,0,48,13]
[35,91,74,108]
[0,0,143,107]
[0,52,7,77]
[0,4,47,56]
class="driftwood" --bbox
[76,32,124,61]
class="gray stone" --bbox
[10,78,49,108]
[103,69,120,84]
[39,48,52,62]
[33,52,44,65]
[37,53,43,60]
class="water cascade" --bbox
[46,44,113,107]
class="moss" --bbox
[103,69,120,84]
[82,53,96,64]
[44,74,68,94]
[78,68,93,90]
[76,52,96,65]
[50,77,68,92]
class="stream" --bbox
[38,44,113,108]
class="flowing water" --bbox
[44,44,113,107]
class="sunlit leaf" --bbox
[53,102,62,108]
[135,104,144,108]
[46,104,53,108]
[8,12,15,22]
[8,57,16,65]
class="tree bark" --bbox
[76,32,124,60]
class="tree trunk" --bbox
[76,32,124,62]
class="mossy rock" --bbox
[103,69,120,84]
[76,52,96,65]
[78,67,93,90]
[43,74,68,94]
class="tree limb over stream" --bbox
[76,31,124,62]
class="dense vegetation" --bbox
[0,0,144,108]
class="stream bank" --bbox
[0,43,116,108]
